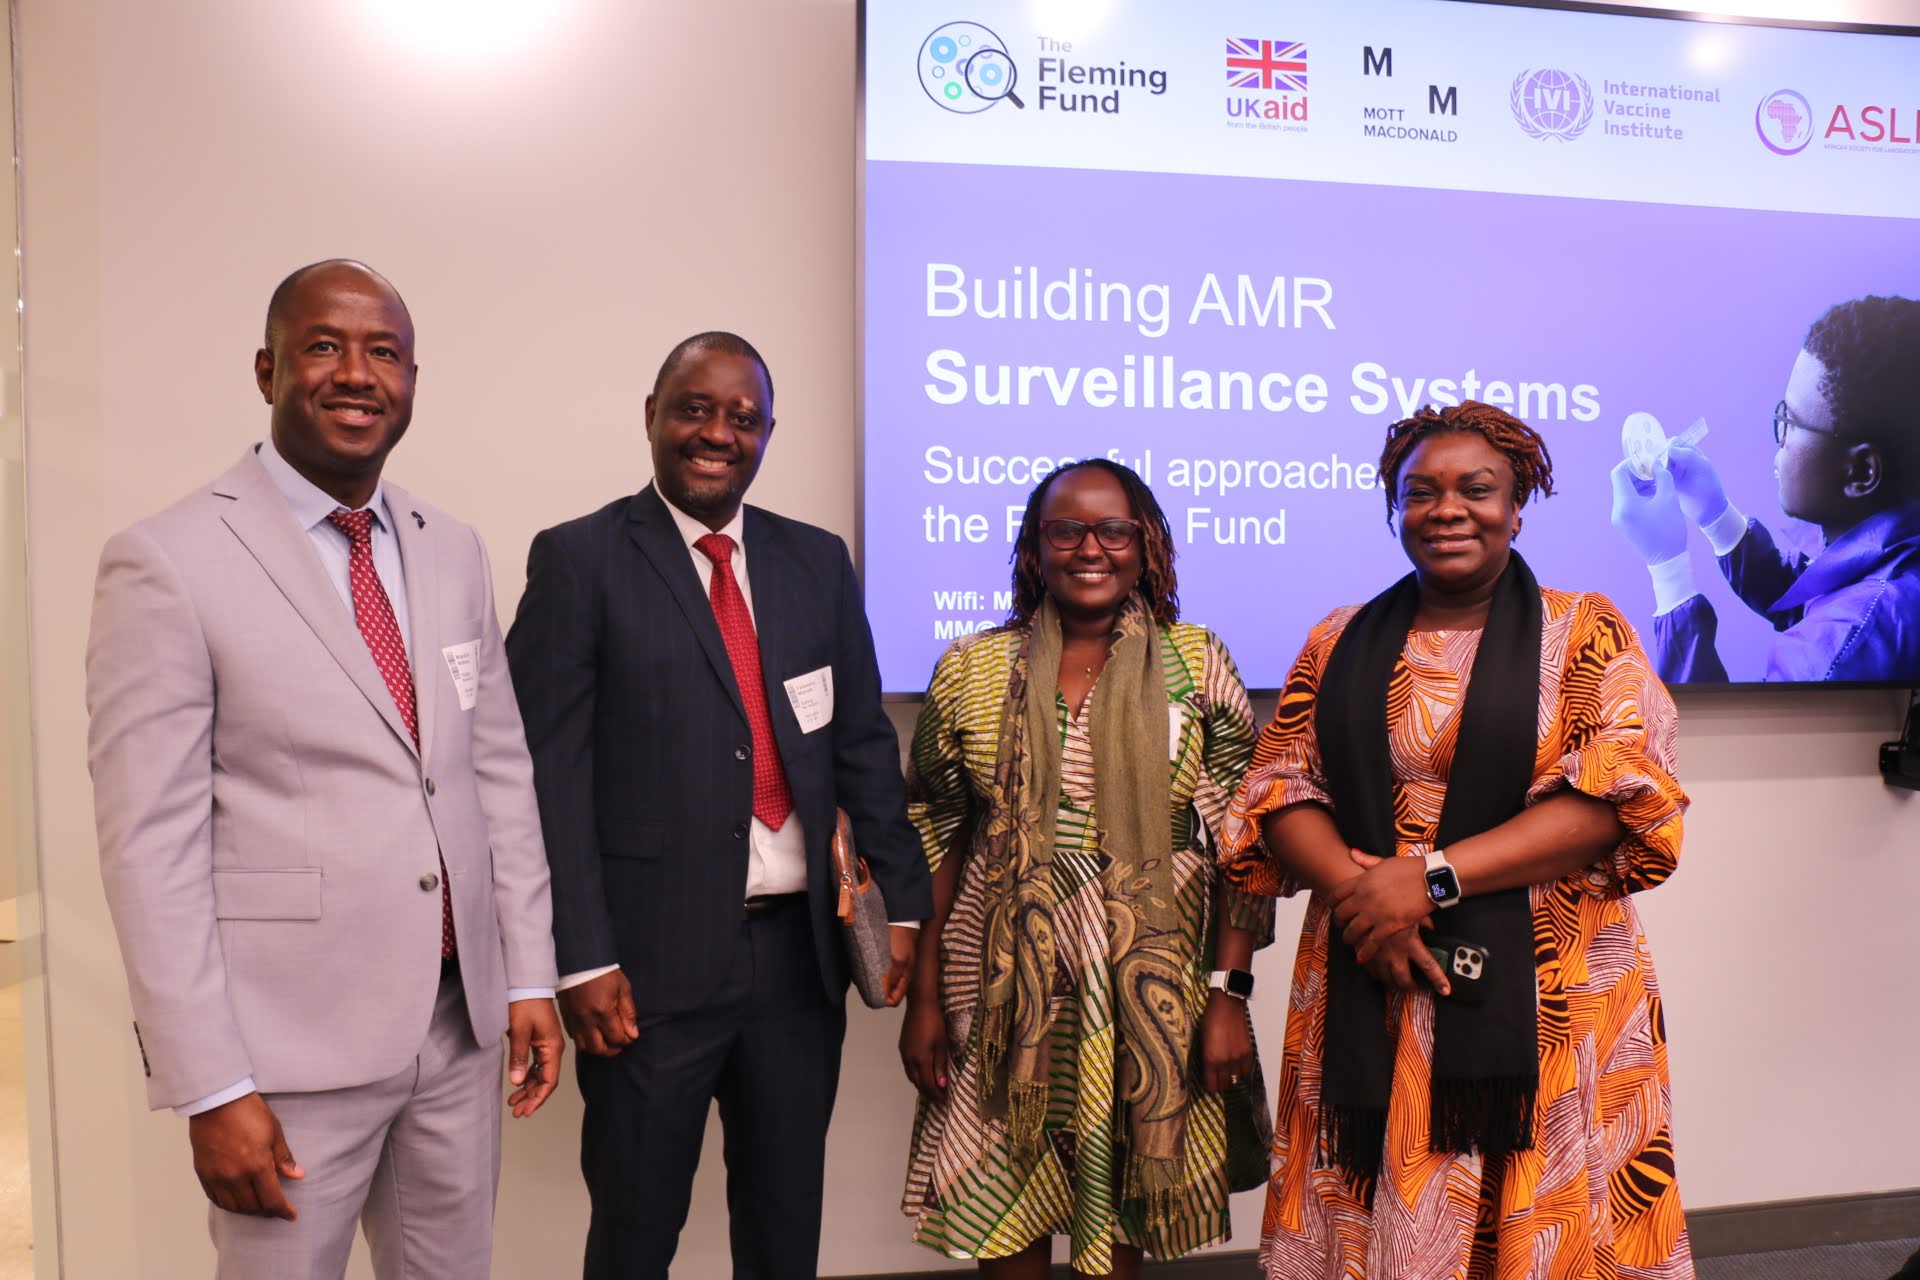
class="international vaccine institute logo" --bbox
[1755,89,1813,155]
[1510,68,1593,140]
[919,21,1024,114]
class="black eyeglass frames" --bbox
[1773,398,1846,447]
[1037,518,1143,551]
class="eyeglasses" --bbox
[1037,518,1142,551]
[1773,399,1846,447]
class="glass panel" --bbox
[0,0,59,1273]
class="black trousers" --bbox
[578,900,846,1280]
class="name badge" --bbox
[784,666,834,734]
[441,640,481,711]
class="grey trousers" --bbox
[210,975,504,1279]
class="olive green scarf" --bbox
[974,594,1191,1218]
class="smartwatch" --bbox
[1424,850,1463,908]
[1208,969,1255,1002]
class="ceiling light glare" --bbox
[362,0,573,61]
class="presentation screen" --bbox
[860,0,1920,692]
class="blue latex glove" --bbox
[1665,444,1729,528]
[1609,458,1688,565]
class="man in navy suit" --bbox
[506,331,932,1279]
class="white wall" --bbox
[15,1,1920,1276]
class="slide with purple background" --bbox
[863,158,1920,691]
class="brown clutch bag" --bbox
[830,808,893,1009]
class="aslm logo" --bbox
[1824,99,1920,152]
[919,21,1022,114]
[1755,89,1813,155]
[1225,38,1308,132]
[1511,68,1593,140]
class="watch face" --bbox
[1226,969,1254,999]
[1426,865,1461,903]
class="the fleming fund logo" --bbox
[1510,68,1593,140]
[1755,89,1813,154]
[919,21,1023,113]
[919,21,1167,116]
[1225,38,1309,131]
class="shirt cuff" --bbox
[887,920,921,929]
[175,1077,257,1118]
[1648,552,1701,616]
[557,965,620,991]
[507,988,556,1002]
[1700,504,1749,557]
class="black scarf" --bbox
[1314,553,1542,1186]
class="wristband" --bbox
[1424,850,1463,908]
[1208,968,1254,1002]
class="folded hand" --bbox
[1329,849,1434,964]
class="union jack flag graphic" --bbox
[1226,38,1307,92]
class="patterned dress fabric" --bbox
[1221,589,1694,1280]
[902,621,1272,1272]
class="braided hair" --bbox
[1378,400,1556,526]
[1006,458,1180,628]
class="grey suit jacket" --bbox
[86,448,558,1110]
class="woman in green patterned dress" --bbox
[898,459,1274,1278]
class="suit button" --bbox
[420,873,439,892]
[424,778,437,796]
[733,823,749,840]
[735,745,749,761]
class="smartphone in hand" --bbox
[1425,936,1491,1005]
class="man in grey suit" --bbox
[85,259,565,1278]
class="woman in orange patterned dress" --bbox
[1221,402,1695,1280]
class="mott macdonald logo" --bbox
[1356,45,1461,144]
[1355,46,1462,145]
[918,21,1168,116]
[1510,68,1593,140]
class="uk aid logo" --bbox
[1225,38,1309,131]
[918,21,1023,113]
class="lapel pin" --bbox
[411,511,425,529]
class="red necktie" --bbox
[694,533,794,831]
[328,509,455,960]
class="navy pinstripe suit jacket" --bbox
[505,484,932,1012]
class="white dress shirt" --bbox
[177,443,553,1117]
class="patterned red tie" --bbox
[328,509,456,960]
[694,533,794,831]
